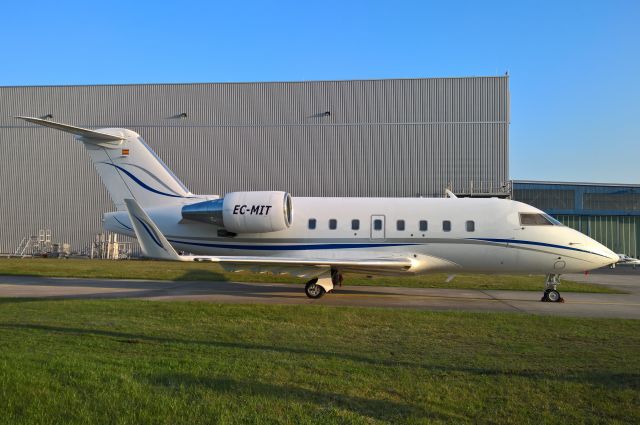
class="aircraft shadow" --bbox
[0,272,405,301]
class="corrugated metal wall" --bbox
[555,215,639,258]
[513,182,640,257]
[0,77,509,253]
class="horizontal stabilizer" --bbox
[16,116,124,142]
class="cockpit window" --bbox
[544,214,563,226]
[519,213,562,226]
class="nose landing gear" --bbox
[541,274,564,303]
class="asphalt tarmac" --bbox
[0,269,638,318]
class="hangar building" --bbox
[513,181,640,258]
[0,76,510,254]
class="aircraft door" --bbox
[370,215,385,240]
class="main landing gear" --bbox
[304,269,343,299]
[304,278,325,299]
[541,274,564,303]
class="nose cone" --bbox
[567,228,617,270]
[587,238,619,268]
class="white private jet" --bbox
[17,116,619,302]
[615,254,640,269]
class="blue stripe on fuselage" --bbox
[166,240,417,251]
[163,237,608,258]
[467,237,609,258]
[113,216,133,231]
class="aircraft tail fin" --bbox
[17,116,193,210]
[124,198,181,261]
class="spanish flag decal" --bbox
[121,148,130,156]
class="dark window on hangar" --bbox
[583,193,640,211]
[512,189,575,211]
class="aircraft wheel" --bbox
[546,289,562,302]
[305,278,325,299]
[541,289,550,302]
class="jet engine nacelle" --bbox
[182,191,293,234]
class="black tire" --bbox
[305,278,325,299]
[541,289,550,302]
[547,289,561,302]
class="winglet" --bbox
[123,198,181,261]
[16,116,124,143]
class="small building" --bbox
[513,181,640,258]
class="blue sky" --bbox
[2,1,638,183]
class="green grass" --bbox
[0,258,620,293]
[0,299,638,424]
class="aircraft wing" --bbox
[195,256,413,279]
[123,198,414,276]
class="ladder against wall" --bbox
[12,229,52,258]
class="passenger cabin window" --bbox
[419,220,428,231]
[329,219,337,230]
[397,220,405,231]
[466,220,475,232]
[373,219,383,231]
[442,220,451,232]
[351,219,360,230]
[308,218,316,229]
[519,213,561,226]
